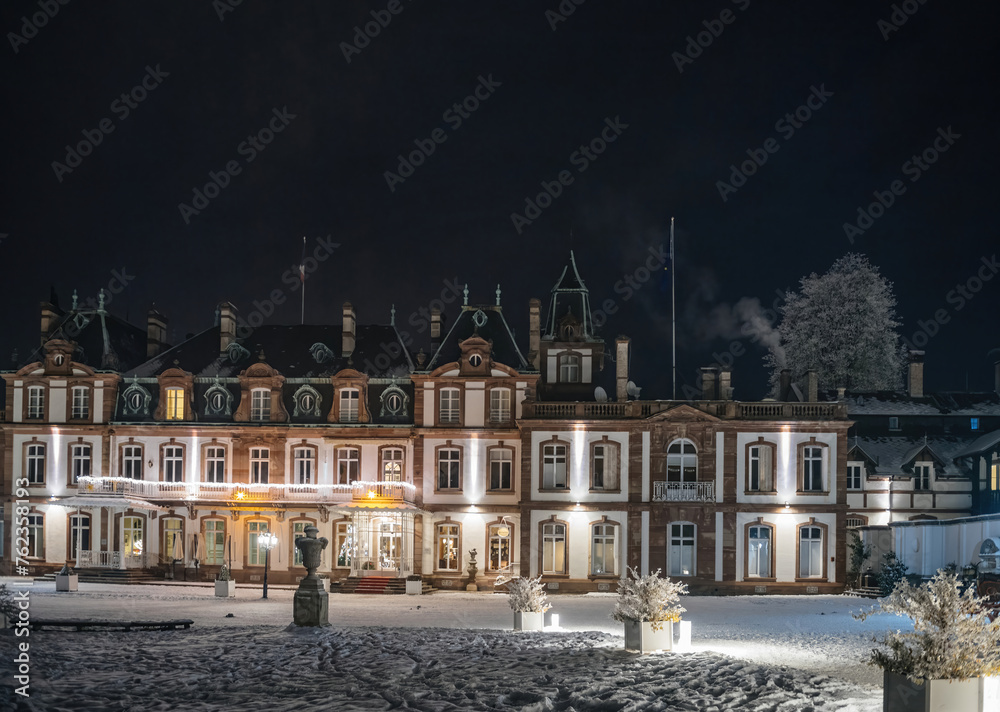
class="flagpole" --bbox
[671,217,676,401]
[300,236,306,325]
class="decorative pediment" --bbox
[292,385,323,417]
[458,335,491,376]
[332,368,365,380]
[243,362,279,379]
[122,381,152,417]
[646,403,721,423]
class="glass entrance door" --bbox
[377,519,401,571]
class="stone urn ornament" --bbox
[293,525,330,627]
[466,548,479,591]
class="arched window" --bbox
[488,446,514,491]
[71,386,90,420]
[69,441,92,484]
[25,442,46,485]
[591,519,618,576]
[747,522,773,578]
[247,520,271,566]
[746,439,775,492]
[165,387,185,420]
[541,440,569,489]
[591,439,620,491]
[204,444,226,483]
[541,519,567,574]
[381,447,404,482]
[666,439,697,483]
[336,447,360,484]
[558,353,580,383]
[161,443,184,482]
[439,388,460,424]
[436,521,460,572]
[798,524,825,578]
[69,513,91,562]
[489,388,511,422]
[339,388,360,423]
[26,385,44,419]
[250,388,271,421]
[293,446,316,485]
[205,519,226,565]
[487,520,513,573]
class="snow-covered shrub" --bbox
[502,576,550,613]
[611,568,687,630]
[853,570,1000,682]
[877,551,908,596]
[216,563,231,581]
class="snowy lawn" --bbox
[1,580,895,711]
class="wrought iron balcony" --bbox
[651,481,715,502]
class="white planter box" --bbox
[215,580,236,598]
[883,670,998,712]
[674,620,692,649]
[405,579,422,595]
[513,611,544,631]
[623,619,673,653]
[55,574,78,592]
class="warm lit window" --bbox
[121,444,143,479]
[799,526,824,578]
[488,522,512,572]
[250,448,269,484]
[335,522,354,568]
[294,448,315,484]
[205,446,226,483]
[26,513,44,558]
[591,522,618,576]
[248,521,269,565]
[490,388,511,422]
[337,448,360,484]
[71,386,89,419]
[70,443,91,484]
[292,521,309,566]
[489,448,513,490]
[559,354,580,383]
[382,448,403,482]
[802,446,824,491]
[163,519,182,562]
[669,522,695,577]
[339,388,360,423]
[166,388,184,420]
[542,521,567,574]
[542,442,568,489]
[437,448,461,490]
[847,462,863,491]
[250,388,270,421]
[27,386,44,419]
[748,525,771,578]
[591,441,619,490]
[26,443,45,484]
[69,514,91,560]
[205,520,225,565]
[163,445,184,482]
[123,516,143,557]
[667,439,697,482]
[748,443,774,492]
[914,463,932,491]
[439,388,460,424]
[436,523,460,571]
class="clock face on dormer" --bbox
[469,354,483,368]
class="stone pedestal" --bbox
[55,573,78,592]
[293,578,330,627]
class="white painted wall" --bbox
[735,511,838,583]
[528,430,629,503]
[735,431,838,506]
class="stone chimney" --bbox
[219,302,238,352]
[699,366,718,400]
[528,298,541,370]
[615,336,630,402]
[40,302,59,345]
[805,370,818,403]
[907,350,924,398]
[718,369,732,400]
[779,369,792,401]
[342,302,356,357]
[146,309,169,358]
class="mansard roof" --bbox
[852,436,974,478]
[21,306,146,373]
[424,303,530,373]
[125,323,413,379]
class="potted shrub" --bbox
[215,563,236,597]
[611,567,687,653]
[854,570,1000,712]
[405,574,423,595]
[503,575,550,631]
[55,563,78,592]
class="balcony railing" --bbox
[76,477,417,506]
[523,401,846,420]
[651,481,715,502]
[77,550,148,569]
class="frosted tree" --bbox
[765,253,904,393]
[611,568,687,629]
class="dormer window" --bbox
[489,388,511,422]
[339,388,360,423]
[972,417,980,431]
[165,388,185,420]
[250,389,270,421]
[888,417,900,431]
[71,386,89,420]
[559,354,580,383]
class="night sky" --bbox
[1,1,997,399]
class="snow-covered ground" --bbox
[1,579,898,711]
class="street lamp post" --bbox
[258,532,279,599]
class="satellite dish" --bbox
[594,387,608,402]
[626,381,638,397]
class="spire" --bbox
[71,289,78,311]
[544,251,595,339]
[98,289,106,313]
[390,304,396,326]
[463,283,469,306]
[496,284,501,306]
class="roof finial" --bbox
[71,289,78,310]
[496,284,501,306]
[390,304,396,326]
[463,283,469,306]
[98,289,106,312]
